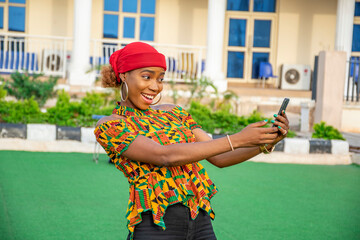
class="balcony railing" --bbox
[345,57,360,102]
[0,33,206,82]
[90,39,206,81]
[0,32,72,78]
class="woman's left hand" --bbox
[270,110,290,145]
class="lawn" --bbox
[0,151,359,240]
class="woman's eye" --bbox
[142,75,150,80]
[158,78,164,82]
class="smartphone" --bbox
[273,98,290,127]
[277,98,290,115]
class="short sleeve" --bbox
[173,106,202,130]
[94,121,139,156]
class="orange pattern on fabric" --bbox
[94,104,217,239]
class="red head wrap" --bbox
[109,42,167,83]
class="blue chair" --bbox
[259,62,277,79]
[259,62,277,88]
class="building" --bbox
[0,0,359,131]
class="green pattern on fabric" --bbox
[94,103,217,239]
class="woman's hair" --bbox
[100,65,121,88]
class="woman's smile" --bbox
[141,92,156,104]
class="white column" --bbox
[335,0,355,98]
[205,0,227,92]
[335,0,355,58]
[69,0,95,86]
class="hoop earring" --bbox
[150,92,162,105]
[120,81,129,101]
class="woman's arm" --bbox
[193,111,290,168]
[192,128,263,168]
[120,120,278,167]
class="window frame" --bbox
[352,0,360,57]
[102,0,157,42]
[223,1,279,85]
[0,0,27,33]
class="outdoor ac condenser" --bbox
[281,64,311,90]
[42,50,65,74]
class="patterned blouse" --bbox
[94,103,218,239]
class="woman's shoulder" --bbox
[152,104,177,111]
[96,114,126,128]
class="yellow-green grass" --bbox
[0,151,359,240]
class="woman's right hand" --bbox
[232,120,279,148]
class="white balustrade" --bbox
[0,32,72,79]
[0,33,206,83]
[90,39,206,82]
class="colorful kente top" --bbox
[94,103,218,239]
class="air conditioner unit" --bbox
[281,64,311,90]
[42,50,66,74]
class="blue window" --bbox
[227,0,249,11]
[103,0,156,41]
[8,6,25,32]
[253,20,271,48]
[104,0,119,11]
[355,2,360,17]
[227,51,245,78]
[352,24,360,52]
[228,19,246,47]
[123,17,135,38]
[252,52,269,79]
[141,0,156,14]
[0,7,3,29]
[140,17,154,41]
[103,14,118,38]
[253,0,276,12]
[9,0,26,3]
[123,0,137,13]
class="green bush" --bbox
[188,101,268,134]
[0,97,47,123]
[3,71,58,107]
[47,91,113,127]
[47,90,80,127]
[0,89,114,127]
[188,101,297,138]
[286,129,296,138]
[0,84,7,100]
[312,121,345,140]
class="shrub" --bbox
[312,121,345,140]
[188,101,268,134]
[0,97,47,123]
[3,71,58,107]
[0,84,7,100]
[47,91,113,127]
[47,91,81,127]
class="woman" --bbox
[95,42,289,240]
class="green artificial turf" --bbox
[0,151,359,240]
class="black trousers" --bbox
[127,204,217,240]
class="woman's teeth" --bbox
[141,93,154,100]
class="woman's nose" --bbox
[149,80,160,92]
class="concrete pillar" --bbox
[68,0,95,86]
[314,51,347,130]
[205,0,227,92]
[335,0,355,57]
[334,0,355,97]
[300,102,310,132]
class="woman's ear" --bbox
[119,73,126,82]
